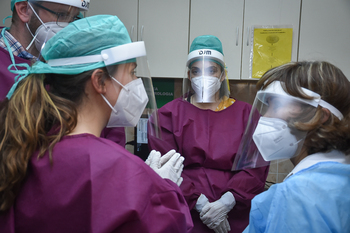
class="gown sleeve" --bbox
[90,147,193,233]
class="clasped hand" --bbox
[196,192,236,233]
[145,149,184,186]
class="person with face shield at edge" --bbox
[0,15,192,233]
[0,0,89,101]
[147,35,269,233]
[1,0,127,148]
[232,61,350,233]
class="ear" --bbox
[91,69,108,94]
[321,108,331,123]
[15,2,31,23]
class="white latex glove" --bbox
[200,192,236,229]
[213,217,231,233]
[195,193,209,212]
[145,149,177,167]
[145,150,161,167]
[159,149,177,166]
[145,150,184,186]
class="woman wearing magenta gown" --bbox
[148,35,269,233]
[0,15,192,233]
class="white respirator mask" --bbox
[191,76,221,103]
[34,22,68,52]
[252,117,301,161]
[26,2,69,52]
[102,77,149,127]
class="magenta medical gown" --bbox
[0,133,193,233]
[148,98,269,233]
[100,127,126,147]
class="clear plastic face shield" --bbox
[183,49,229,103]
[232,81,323,170]
[46,41,161,139]
[101,42,160,139]
[26,0,84,59]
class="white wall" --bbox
[0,0,12,28]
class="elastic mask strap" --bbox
[25,23,39,50]
[100,94,118,113]
[26,2,47,50]
[110,75,130,92]
[100,76,130,114]
[28,2,46,26]
[319,100,343,120]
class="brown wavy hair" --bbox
[257,61,350,156]
[0,68,101,212]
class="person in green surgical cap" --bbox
[1,0,127,149]
[0,14,193,233]
[0,0,90,101]
[147,35,269,233]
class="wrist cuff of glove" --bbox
[220,192,236,210]
[195,193,209,212]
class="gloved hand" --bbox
[145,150,184,186]
[213,217,231,233]
[145,149,177,167]
[200,191,236,229]
[195,193,209,213]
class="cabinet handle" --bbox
[130,25,135,42]
[246,27,250,46]
[236,27,239,46]
[140,25,144,41]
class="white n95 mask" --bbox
[102,78,149,127]
[34,22,69,52]
[252,117,300,161]
[191,76,221,103]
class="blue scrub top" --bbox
[244,153,350,233]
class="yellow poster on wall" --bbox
[251,27,293,79]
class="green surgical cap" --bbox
[11,0,26,11]
[6,14,133,98]
[43,14,130,60]
[189,35,224,55]
[30,14,132,74]
[188,35,225,68]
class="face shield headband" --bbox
[231,81,343,171]
[183,49,229,103]
[7,41,144,99]
[186,49,225,68]
[6,41,161,139]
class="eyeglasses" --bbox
[30,2,81,27]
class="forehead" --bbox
[191,60,220,69]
